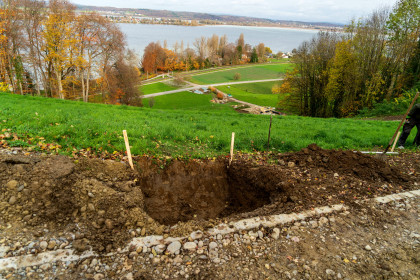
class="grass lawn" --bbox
[142,91,233,111]
[190,64,293,85]
[140,82,178,95]
[1,93,415,158]
[268,58,290,63]
[217,81,280,107]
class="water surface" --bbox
[119,24,319,57]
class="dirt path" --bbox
[0,147,419,279]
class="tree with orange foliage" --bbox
[107,53,142,106]
[43,0,77,99]
[142,42,165,74]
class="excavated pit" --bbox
[136,158,277,225]
[1,144,417,252]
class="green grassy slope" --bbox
[142,91,233,111]
[140,82,178,94]
[190,64,292,84]
[0,93,412,158]
[217,82,280,107]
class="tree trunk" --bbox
[85,68,90,102]
[18,80,23,95]
[55,69,64,99]
[386,72,397,100]
[33,66,41,96]
[80,68,85,101]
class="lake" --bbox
[119,23,319,57]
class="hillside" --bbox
[76,5,343,29]
[1,93,416,159]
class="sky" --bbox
[70,0,400,24]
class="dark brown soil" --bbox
[138,158,272,225]
[0,145,418,253]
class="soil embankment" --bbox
[0,146,419,279]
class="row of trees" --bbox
[279,0,420,117]
[0,0,141,105]
[141,34,272,73]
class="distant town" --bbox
[76,5,344,32]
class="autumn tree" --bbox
[96,22,125,100]
[194,36,208,63]
[283,32,341,116]
[385,0,420,97]
[207,34,220,66]
[236,33,245,60]
[324,40,359,117]
[76,13,121,102]
[108,50,142,106]
[43,0,77,99]
[141,42,164,74]
[257,43,266,62]
[250,48,258,63]
[21,0,47,96]
[0,0,27,94]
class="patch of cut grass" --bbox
[217,82,281,107]
[140,82,178,95]
[190,64,292,85]
[142,91,233,111]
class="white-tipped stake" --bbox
[229,132,235,166]
[123,130,134,170]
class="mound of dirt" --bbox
[280,144,408,183]
[0,154,156,252]
[0,145,418,253]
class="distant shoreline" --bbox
[111,20,342,33]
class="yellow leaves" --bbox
[271,83,282,94]
[343,258,350,263]
[0,82,9,92]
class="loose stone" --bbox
[47,240,56,250]
[8,196,17,205]
[190,231,203,240]
[272,228,280,240]
[6,180,18,190]
[183,242,197,251]
[209,242,218,250]
[39,241,48,250]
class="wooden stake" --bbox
[391,131,401,152]
[384,91,419,154]
[229,132,235,166]
[123,130,134,170]
[267,114,273,150]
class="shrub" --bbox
[148,97,156,108]
[233,73,241,80]
[173,74,185,86]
